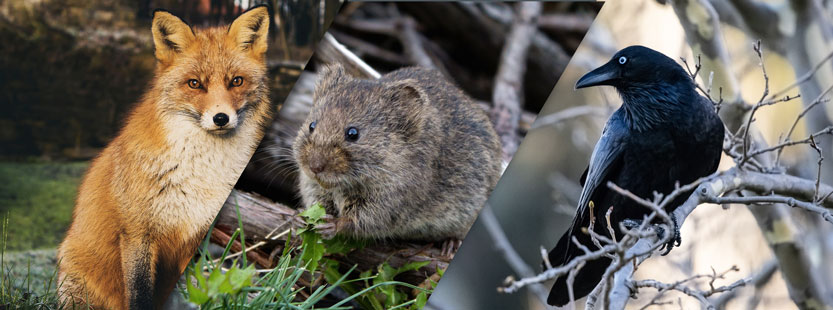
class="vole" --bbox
[292,64,502,241]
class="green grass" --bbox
[0,161,89,308]
[1,249,58,297]
[0,161,88,251]
[182,204,433,309]
[0,249,62,309]
[0,214,70,310]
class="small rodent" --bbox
[292,64,503,241]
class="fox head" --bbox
[150,6,270,136]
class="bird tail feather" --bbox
[545,231,611,306]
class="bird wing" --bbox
[573,113,628,233]
[547,112,627,268]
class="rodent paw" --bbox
[440,238,462,258]
[314,214,341,239]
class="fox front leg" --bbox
[120,236,156,310]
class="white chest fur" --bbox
[146,114,261,242]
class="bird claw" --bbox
[621,218,642,230]
[623,217,681,256]
[659,216,681,256]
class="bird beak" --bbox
[575,62,618,89]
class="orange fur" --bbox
[57,7,272,309]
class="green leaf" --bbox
[216,274,234,295]
[300,230,325,272]
[186,276,209,305]
[193,261,207,289]
[227,264,256,292]
[414,291,428,310]
[299,203,327,224]
[206,267,225,297]
[322,259,346,288]
[396,260,431,274]
[323,235,364,254]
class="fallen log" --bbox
[216,189,450,285]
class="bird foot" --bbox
[622,218,665,237]
[622,217,681,256]
[658,216,681,256]
[621,218,642,230]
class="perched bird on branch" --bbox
[545,45,725,306]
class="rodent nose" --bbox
[213,113,229,127]
[309,157,327,174]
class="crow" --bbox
[546,45,725,306]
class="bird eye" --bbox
[230,76,244,87]
[309,121,317,133]
[187,79,201,89]
[345,127,359,142]
[618,56,628,65]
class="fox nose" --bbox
[213,113,229,126]
[309,156,327,174]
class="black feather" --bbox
[546,45,725,306]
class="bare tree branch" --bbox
[491,2,541,162]
[537,13,594,33]
[315,33,381,79]
[480,206,549,304]
[711,260,779,309]
[530,106,610,130]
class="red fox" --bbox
[57,6,272,309]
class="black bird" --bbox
[546,46,724,306]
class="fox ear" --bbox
[228,6,270,57]
[151,10,195,64]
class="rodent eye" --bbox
[230,76,244,87]
[345,127,359,142]
[309,121,317,133]
[618,56,628,65]
[187,79,201,89]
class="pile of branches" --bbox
[207,1,598,300]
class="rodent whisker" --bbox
[275,164,299,177]
[273,125,301,136]
[264,163,299,189]
[251,153,295,165]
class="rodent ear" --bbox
[385,79,430,137]
[151,10,195,64]
[385,79,427,107]
[227,5,270,58]
[314,64,347,101]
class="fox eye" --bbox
[345,127,359,142]
[230,76,244,87]
[187,79,201,89]
[309,121,317,133]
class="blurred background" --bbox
[0,0,339,300]
[430,0,833,309]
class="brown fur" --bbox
[293,65,503,241]
[57,7,272,309]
